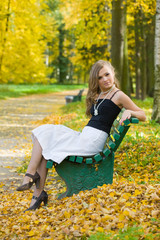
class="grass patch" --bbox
[88,225,157,240]
[0,83,87,99]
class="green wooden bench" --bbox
[46,114,139,199]
[65,89,84,104]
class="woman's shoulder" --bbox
[116,90,136,108]
[112,89,130,108]
[116,90,130,100]
[110,88,124,100]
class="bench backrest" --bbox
[72,89,84,102]
[77,89,84,96]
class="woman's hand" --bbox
[119,110,132,125]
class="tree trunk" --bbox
[111,0,124,85]
[146,16,155,97]
[0,0,11,82]
[121,1,130,95]
[134,11,141,99]
[58,24,65,83]
[152,0,160,123]
[139,11,147,100]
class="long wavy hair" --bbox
[86,60,119,117]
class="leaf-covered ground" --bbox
[0,96,160,239]
[0,179,159,239]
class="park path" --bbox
[0,89,86,186]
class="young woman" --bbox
[16,60,146,211]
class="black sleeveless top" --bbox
[86,91,121,134]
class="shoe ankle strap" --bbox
[25,173,35,179]
[25,172,39,180]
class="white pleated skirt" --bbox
[32,124,108,164]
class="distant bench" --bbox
[65,89,84,104]
[46,110,139,199]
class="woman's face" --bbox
[98,65,115,92]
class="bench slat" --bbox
[76,156,83,163]
[117,125,124,133]
[94,153,103,162]
[123,119,131,126]
[131,118,139,124]
[112,131,120,141]
[108,140,116,149]
[69,156,76,162]
[46,160,54,169]
[86,158,93,164]
[103,148,111,157]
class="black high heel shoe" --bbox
[24,190,48,212]
[16,172,40,191]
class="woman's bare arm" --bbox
[116,91,146,124]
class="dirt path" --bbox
[0,89,85,185]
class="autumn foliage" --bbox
[0,179,159,239]
[0,0,55,83]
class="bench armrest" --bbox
[130,117,139,124]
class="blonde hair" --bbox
[86,60,119,116]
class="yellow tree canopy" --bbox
[0,0,55,83]
[60,0,112,70]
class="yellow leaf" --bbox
[102,215,113,221]
[34,220,40,224]
[96,227,104,232]
[81,228,86,233]
[122,193,131,200]
[73,225,79,230]
[117,222,124,228]
[123,208,136,218]
[134,189,142,196]
[28,231,35,236]
[0,183,4,188]
[123,210,129,216]
[118,214,125,221]
[109,192,115,197]
[89,196,96,203]
[64,211,71,218]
